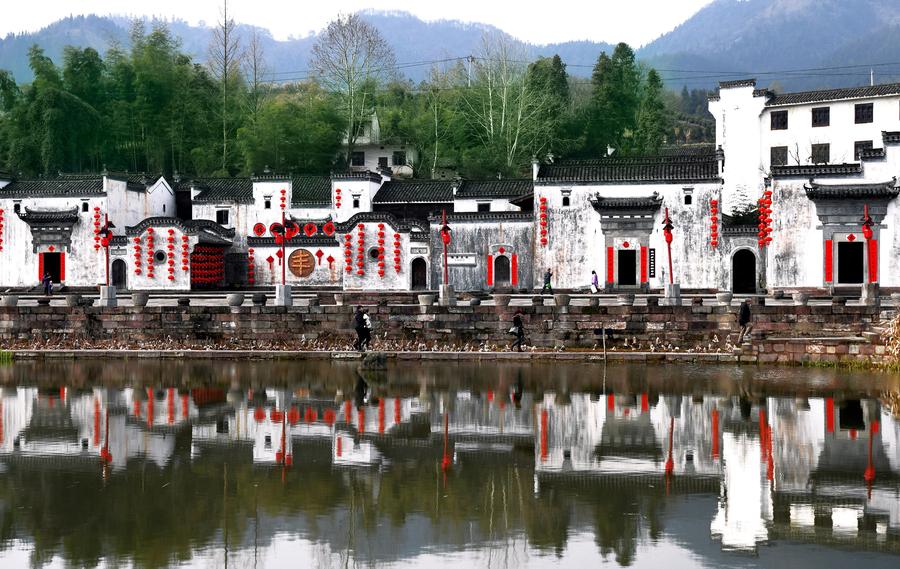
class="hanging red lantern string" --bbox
[0,207,5,251]
[356,224,366,276]
[757,190,774,247]
[335,187,342,209]
[710,198,719,248]
[133,235,143,275]
[190,245,225,287]
[376,223,386,278]
[344,234,353,273]
[393,233,401,273]
[166,229,177,281]
[280,188,287,211]
[539,197,549,247]
[181,234,190,272]
[247,247,255,285]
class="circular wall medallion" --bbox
[288,249,315,278]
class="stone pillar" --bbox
[275,284,293,307]
[861,283,879,306]
[99,286,117,308]
[439,284,456,307]
[662,283,681,306]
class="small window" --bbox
[562,196,570,207]
[392,151,406,166]
[770,146,788,166]
[216,209,229,225]
[378,156,388,168]
[855,103,873,124]
[683,194,693,205]
[811,143,830,164]
[13,203,20,214]
[369,248,381,261]
[154,250,166,263]
[352,197,360,209]
[351,151,365,167]
[854,140,874,160]
[81,202,89,212]
[811,107,830,127]
[770,110,788,130]
[163,204,166,213]
[264,199,271,209]
[477,202,491,212]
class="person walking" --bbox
[352,306,366,351]
[541,268,553,295]
[42,272,52,296]
[590,270,599,294]
[361,308,373,351]
[737,298,753,344]
[510,309,526,352]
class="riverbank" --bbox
[0,294,896,366]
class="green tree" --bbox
[584,43,641,157]
[635,68,668,154]
[236,83,343,174]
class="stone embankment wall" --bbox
[0,295,894,365]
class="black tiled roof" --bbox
[332,171,383,183]
[771,164,862,178]
[17,207,81,223]
[589,194,663,211]
[859,147,886,160]
[537,154,719,184]
[0,177,104,198]
[454,179,532,199]
[191,178,254,203]
[766,82,900,107]
[373,180,453,204]
[291,176,331,206]
[883,131,900,144]
[719,79,756,89]
[804,180,899,200]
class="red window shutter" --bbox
[511,254,518,286]
[486,254,493,286]
[824,239,833,283]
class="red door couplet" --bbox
[824,239,833,283]
[640,246,648,284]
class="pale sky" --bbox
[1,0,715,46]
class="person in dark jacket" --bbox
[360,309,373,351]
[41,272,52,296]
[352,306,366,351]
[510,310,526,352]
[737,298,753,343]
[541,268,553,294]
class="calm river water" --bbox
[0,360,898,568]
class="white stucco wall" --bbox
[453,198,520,213]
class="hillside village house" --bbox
[2,78,900,294]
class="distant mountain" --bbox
[640,0,900,90]
[0,12,613,85]
[3,3,900,91]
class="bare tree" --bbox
[208,0,242,173]
[460,33,558,172]
[310,14,395,165]
[243,27,269,124]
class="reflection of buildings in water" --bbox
[0,387,197,470]
[534,392,724,477]
[534,392,900,553]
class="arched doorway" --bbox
[732,249,756,293]
[411,258,427,290]
[112,259,127,289]
[494,255,511,286]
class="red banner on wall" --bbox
[511,254,518,286]
[868,239,878,283]
[486,254,493,286]
[640,246,648,284]
[824,239,833,283]
[606,247,614,285]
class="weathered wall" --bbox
[429,214,533,291]
[0,196,107,287]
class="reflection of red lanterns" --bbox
[254,407,266,422]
